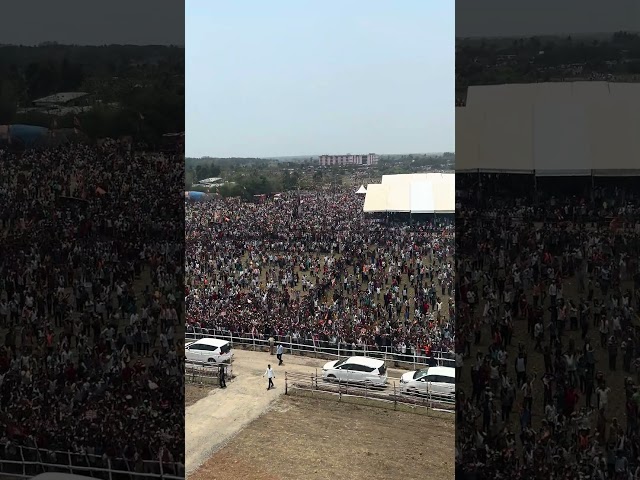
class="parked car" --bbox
[185,338,234,363]
[399,366,455,397]
[322,356,387,386]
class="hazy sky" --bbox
[0,0,184,46]
[457,0,640,38]
[186,0,454,158]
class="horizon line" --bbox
[187,152,454,159]
[0,43,184,47]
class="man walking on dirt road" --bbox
[263,364,275,390]
[276,343,284,366]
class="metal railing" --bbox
[284,371,454,413]
[185,361,233,386]
[0,444,184,480]
[185,330,454,371]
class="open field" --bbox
[458,243,636,437]
[185,200,454,478]
[185,349,332,474]
[185,348,450,476]
[189,395,454,480]
[185,349,401,473]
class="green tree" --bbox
[185,170,194,188]
[195,165,204,182]
[218,183,243,197]
[281,170,300,191]
[25,61,60,99]
[0,80,17,123]
[60,57,84,91]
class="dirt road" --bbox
[191,395,454,480]
[185,349,408,474]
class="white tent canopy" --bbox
[457,82,640,175]
[363,173,454,213]
[362,184,389,212]
[355,185,367,194]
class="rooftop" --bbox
[18,105,93,117]
[33,92,90,105]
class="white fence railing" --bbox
[284,371,454,413]
[0,443,184,479]
[185,330,454,371]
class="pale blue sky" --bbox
[186,0,454,158]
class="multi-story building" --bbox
[318,153,379,167]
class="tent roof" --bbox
[355,185,367,194]
[458,82,640,174]
[363,173,454,213]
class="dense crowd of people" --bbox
[0,141,184,476]
[456,174,640,479]
[186,186,455,361]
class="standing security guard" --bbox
[276,343,284,366]
[219,364,227,388]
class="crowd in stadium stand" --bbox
[185,188,455,363]
[0,142,184,476]
[455,176,640,479]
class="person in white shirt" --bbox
[534,320,544,351]
[596,385,611,411]
[276,343,284,366]
[263,364,275,390]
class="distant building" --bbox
[194,177,224,188]
[18,91,94,117]
[199,177,223,184]
[319,153,379,167]
[32,92,91,107]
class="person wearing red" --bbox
[564,385,579,417]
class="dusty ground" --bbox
[185,348,413,475]
[190,395,454,480]
[186,384,212,407]
[458,237,634,436]
[185,349,319,475]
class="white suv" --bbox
[185,338,234,363]
[322,356,388,386]
[399,366,455,397]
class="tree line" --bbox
[0,44,184,143]
[457,32,640,88]
[186,159,304,200]
[185,154,452,200]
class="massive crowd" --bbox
[185,187,455,361]
[0,141,184,476]
[455,174,640,479]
